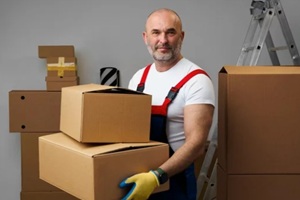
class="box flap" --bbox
[62,83,148,95]
[40,133,167,157]
[38,45,75,58]
[220,66,300,74]
[62,84,116,94]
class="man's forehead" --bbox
[146,12,181,31]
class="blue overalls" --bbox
[136,65,209,200]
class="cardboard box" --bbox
[217,165,300,200]
[9,91,61,133]
[38,45,75,58]
[39,133,169,200]
[47,57,77,77]
[60,84,151,143]
[21,133,61,192]
[21,191,78,200]
[218,66,300,174]
[46,76,79,91]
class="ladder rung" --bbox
[269,46,288,51]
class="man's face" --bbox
[143,11,184,63]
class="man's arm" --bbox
[119,103,214,200]
[159,103,214,177]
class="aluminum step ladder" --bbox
[197,1,300,199]
[237,0,300,66]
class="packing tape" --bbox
[47,67,76,76]
[47,57,76,76]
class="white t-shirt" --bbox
[128,58,215,151]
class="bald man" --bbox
[120,8,215,200]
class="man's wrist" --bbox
[152,168,169,184]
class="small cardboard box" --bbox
[38,45,75,58]
[218,66,300,174]
[217,165,300,200]
[9,91,61,133]
[47,57,77,77]
[60,84,151,143]
[20,191,78,200]
[21,133,61,192]
[46,76,79,91]
[39,133,169,200]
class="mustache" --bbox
[155,44,172,49]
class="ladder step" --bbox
[269,45,288,51]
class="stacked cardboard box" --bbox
[38,45,79,91]
[218,66,300,200]
[8,45,80,200]
[38,83,170,200]
[9,45,170,200]
[20,133,79,200]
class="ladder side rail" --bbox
[237,17,260,66]
[274,0,300,65]
[203,160,218,200]
[249,7,276,65]
[264,30,281,65]
[196,127,218,199]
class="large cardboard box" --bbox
[38,45,75,58]
[21,133,60,192]
[217,165,300,200]
[39,133,169,200]
[20,191,78,200]
[60,84,151,143]
[9,91,61,133]
[218,66,300,174]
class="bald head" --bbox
[145,8,182,32]
[143,8,184,68]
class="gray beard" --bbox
[146,41,182,63]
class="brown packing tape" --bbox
[47,57,76,76]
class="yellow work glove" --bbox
[119,171,159,200]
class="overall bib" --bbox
[136,65,209,200]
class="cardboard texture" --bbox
[39,133,169,200]
[218,66,300,174]
[46,76,79,91]
[20,191,78,200]
[217,165,300,200]
[47,57,77,77]
[9,91,61,133]
[21,133,61,192]
[60,84,152,143]
[38,45,75,58]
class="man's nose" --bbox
[158,33,168,44]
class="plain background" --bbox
[1,0,299,199]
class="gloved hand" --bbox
[119,171,159,200]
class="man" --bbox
[119,8,215,200]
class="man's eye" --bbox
[167,31,176,35]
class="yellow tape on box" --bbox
[47,57,76,77]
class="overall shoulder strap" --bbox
[136,64,151,92]
[165,69,209,105]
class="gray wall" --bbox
[1,0,299,199]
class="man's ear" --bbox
[142,32,148,44]
[181,31,185,41]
